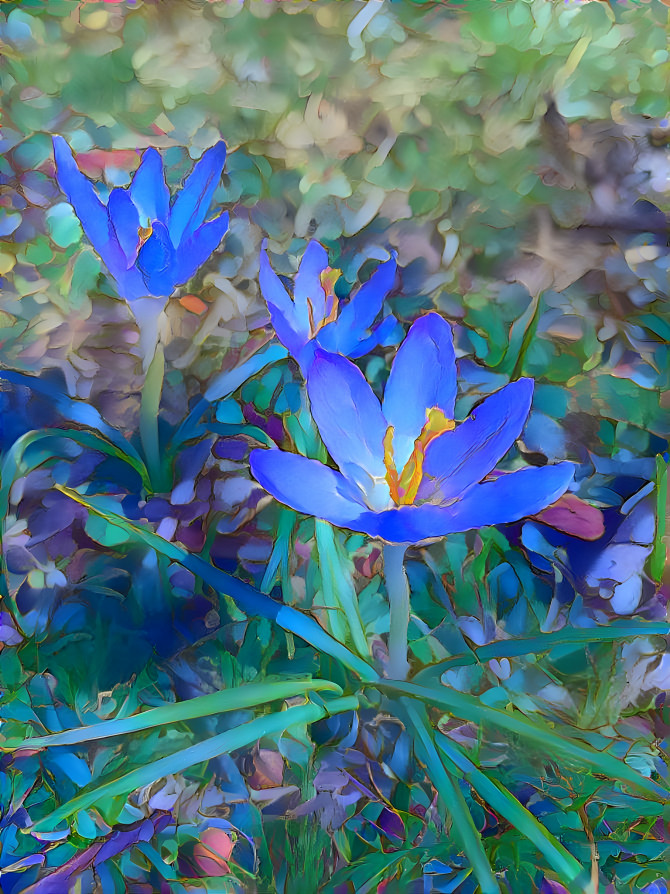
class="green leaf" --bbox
[139,342,169,492]
[0,429,150,611]
[168,343,289,450]
[434,728,590,892]
[315,520,369,658]
[0,372,147,470]
[380,681,668,802]
[29,695,358,833]
[413,622,670,683]
[403,699,500,894]
[260,506,296,593]
[650,454,668,584]
[0,429,149,515]
[3,679,343,750]
[57,487,378,682]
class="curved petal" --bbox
[294,240,329,327]
[174,211,229,286]
[136,221,177,297]
[249,448,367,528]
[324,256,397,355]
[383,313,457,471]
[130,147,170,225]
[420,378,534,502]
[357,462,575,543]
[259,249,308,358]
[52,135,123,276]
[168,141,227,247]
[110,265,152,303]
[344,314,400,359]
[307,350,389,502]
[295,338,317,374]
[107,187,141,267]
[443,463,575,532]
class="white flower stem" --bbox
[384,543,410,680]
[139,342,166,492]
[132,298,169,492]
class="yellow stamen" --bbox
[307,266,342,338]
[384,408,455,505]
[137,223,153,252]
[383,427,400,500]
[320,266,341,302]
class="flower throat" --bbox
[384,408,455,505]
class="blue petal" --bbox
[383,313,457,471]
[356,463,575,543]
[294,240,329,328]
[130,147,170,225]
[321,256,396,355]
[136,221,177,297]
[111,265,152,303]
[107,188,141,267]
[447,463,575,529]
[52,135,124,277]
[249,448,367,528]
[259,249,309,358]
[420,378,534,502]
[344,314,400,359]
[168,141,227,247]
[174,211,229,286]
[296,338,317,373]
[307,350,388,502]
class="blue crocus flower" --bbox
[259,240,398,371]
[52,136,229,302]
[250,313,575,544]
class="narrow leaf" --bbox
[651,453,668,583]
[315,520,369,657]
[434,729,589,891]
[413,621,670,684]
[29,696,359,833]
[57,487,378,681]
[381,681,668,801]
[3,680,343,750]
[0,371,146,468]
[403,699,500,894]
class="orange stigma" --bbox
[384,408,455,505]
[307,266,341,338]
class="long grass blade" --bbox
[57,487,378,681]
[434,728,590,892]
[403,699,500,894]
[29,695,359,833]
[2,679,343,750]
[413,621,670,684]
[1,429,150,518]
[170,343,288,448]
[651,453,668,583]
[0,371,146,468]
[380,681,668,801]
[315,520,369,658]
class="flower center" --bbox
[307,266,341,338]
[136,221,174,277]
[137,222,154,253]
[384,408,455,505]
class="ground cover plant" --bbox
[0,0,669,891]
